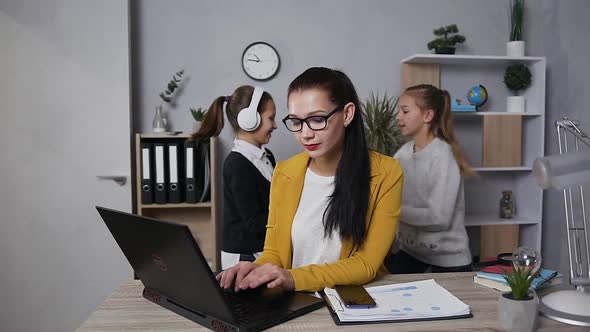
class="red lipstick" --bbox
[305,144,320,151]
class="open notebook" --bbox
[323,279,471,325]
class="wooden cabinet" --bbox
[400,54,546,259]
[134,133,219,270]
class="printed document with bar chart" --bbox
[323,279,471,324]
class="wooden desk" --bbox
[78,272,585,331]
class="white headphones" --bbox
[237,86,264,132]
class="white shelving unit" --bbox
[401,54,547,255]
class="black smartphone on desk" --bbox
[334,285,376,309]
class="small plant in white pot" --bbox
[190,107,207,132]
[498,267,539,332]
[507,0,525,57]
[504,63,531,113]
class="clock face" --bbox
[242,42,280,81]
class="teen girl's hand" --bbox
[238,263,295,291]
[216,261,258,291]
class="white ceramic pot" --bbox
[507,96,526,113]
[507,41,525,57]
[192,121,202,133]
[498,291,539,332]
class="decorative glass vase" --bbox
[500,190,515,219]
[152,105,167,133]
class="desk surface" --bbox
[78,272,585,331]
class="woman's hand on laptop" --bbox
[238,263,295,291]
[216,261,258,292]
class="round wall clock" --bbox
[241,41,280,81]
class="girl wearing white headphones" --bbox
[192,85,277,269]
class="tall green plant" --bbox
[362,93,404,156]
[509,0,525,41]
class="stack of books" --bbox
[473,266,563,292]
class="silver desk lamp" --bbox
[533,115,590,326]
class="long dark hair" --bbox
[403,84,475,178]
[190,85,273,141]
[288,67,370,249]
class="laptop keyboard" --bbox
[223,291,280,324]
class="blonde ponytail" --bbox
[404,84,476,178]
[438,90,476,178]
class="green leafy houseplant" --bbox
[362,93,404,156]
[509,0,525,41]
[503,267,534,300]
[190,107,207,122]
[427,24,466,54]
[504,63,531,95]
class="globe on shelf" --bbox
[512,247,541,276]
[467,85,488,109]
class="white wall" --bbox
[131,0,590,274]
[0,1,132,331]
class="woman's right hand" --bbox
[215,261,259,291]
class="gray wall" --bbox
[0,1,132,331]
[131,0,590,274]
[528,1,590,275]
[133,0,510,162]
[132,0,590,274]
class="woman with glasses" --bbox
[192,85,278,270]
[216,67,403,292]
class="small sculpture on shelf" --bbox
[499,190,515,219]
[451,98,476,112]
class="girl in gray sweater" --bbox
[388,84,475,273]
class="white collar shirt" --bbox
[231,139,274,182]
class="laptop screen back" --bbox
[97,206,235,323]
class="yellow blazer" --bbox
[255,150,403,291]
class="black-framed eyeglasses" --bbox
[282,105,343,132]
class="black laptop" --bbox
[97,206,324,332]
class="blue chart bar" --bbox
[371,285,418,294]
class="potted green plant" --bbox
[427,24,466,55]
[153,69,185,133]
[497,267,538,332]
[190,107,207,132]
[362,93,405,156]
[504,63,531,113]
[507,0,525,57]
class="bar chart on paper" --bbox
[324,279,471,323]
